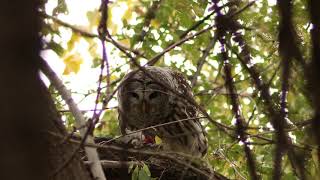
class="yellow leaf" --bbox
[88,42,98,57]
[86,10,101,29]
[150,19,160,28]
[119,38,130,47]
[110,74,118,82]
[67,33,80,51]
[108,23,118,35]
[122,8,133,21]
[63,53,83,75]
[155,135,162,145]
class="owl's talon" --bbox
[131,138,144,148]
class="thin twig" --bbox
[41,12,144,57]
[58,106,117,113]
[91,0,112,128]
[101,116,207,144]
[147,0,256,66]
[132,0,163,49]
[178,1,237,39]
[147,24,216,65]
[84,160,142,168]
[191,37,218,87]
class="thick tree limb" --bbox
[275,0,306,179]
[47,132,230,180]
[39,59,106,180]
[307,0,320,173]
[211,1,259,179]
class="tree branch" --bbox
[39,59,106,180]
[41,12,144,57]
[191,37,218,87]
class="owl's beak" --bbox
[141,100,147,113]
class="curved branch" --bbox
[39,59,106,180]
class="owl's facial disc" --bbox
[122,80,171,126]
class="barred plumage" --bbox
[117,66,207,157]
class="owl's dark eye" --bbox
[149,92,159,100]
[129,92,139,99]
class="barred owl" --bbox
[117,66,207,157]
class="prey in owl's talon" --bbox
[143,135,155,144]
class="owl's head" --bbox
[117,67,175,129]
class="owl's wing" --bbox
[117,108,128,135]
[170,70,193,96]
[168,70,208,156]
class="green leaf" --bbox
[142,164,151,176]
[132,166,139,180]
[128,163,135,174]
[138,170,151,180]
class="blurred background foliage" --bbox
[40,0,317,179]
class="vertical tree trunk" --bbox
[0,1,92,179]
